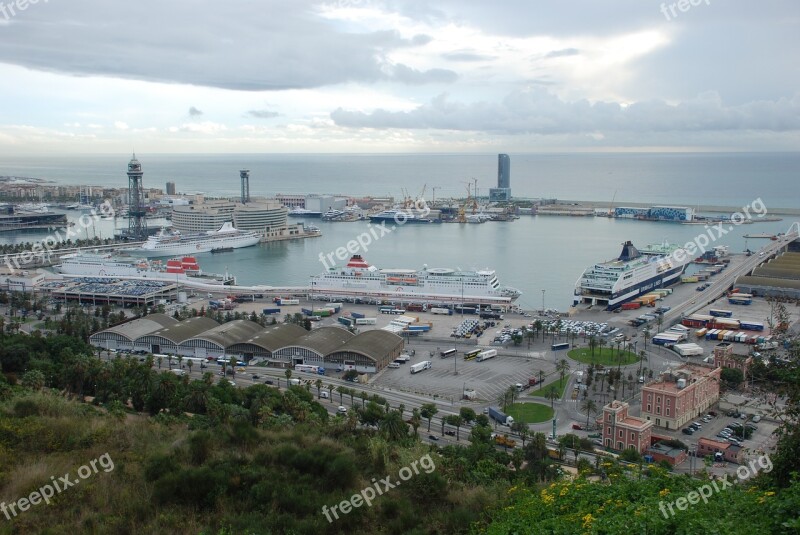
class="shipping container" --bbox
[430,307,453,315]
[739,321,765,331]
[277,298,299,305]
[338,317,353,327]
[262,307,281,315]
[301,308,313,316]
[350,312,365,319]
[621,302,641,310]
[709,309,733,318]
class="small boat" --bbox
[211,247,234,254]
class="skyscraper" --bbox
[166,181,176,195]
[490,154,511,202]
[497,153,510,189]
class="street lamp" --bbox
[541,289,546,313]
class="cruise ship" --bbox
[127,222,261,257]
[369,209,434,224]
[311,254,521,305]
[288,207,322,218]
[573,241,692,310]
[56,254,235,285]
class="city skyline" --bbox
[0,1,798,154]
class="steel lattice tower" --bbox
[127,154,148,239]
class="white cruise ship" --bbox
[56,254,235,285]
[573,241,692,310]
[311,255,521,305]
[128,222,261,257]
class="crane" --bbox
[431,186,439,206]
[609,189,617,217]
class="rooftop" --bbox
[92,313,178,342]
[144,316,220,344]
[333,330,404,359]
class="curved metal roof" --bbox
[277,326,355,356]
[187,319,265,349]
[140,316,220,344]
[330,330,404,361]
[92,313,178,342]
[228,323,309,352]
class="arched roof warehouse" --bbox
[227,323,309,356]
[136,316,220,346]
[273,326,355,360]
[89,313,178,345]
[326,330,404,371]
[180,320,265,352]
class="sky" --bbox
[0,0,798,154]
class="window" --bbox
[666,408,670,416]
[630,432,635,441]
[667,398,671,407]
[647,404,651,412]
[656,407,661,415]
[607,427,611,435]
[619,430,623,438]
[647,394,652,402]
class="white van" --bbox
[320,390,330,399]
[337,406,348,414]
[170,369,186,376]
[388,362,401,369]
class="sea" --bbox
[1,152,798,311]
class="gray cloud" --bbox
[390,64,458,85]
[0,1,447,91]
[331,89,800,134]
[441,51,495,62]
[246,110,280,119]
[188,107,203,116]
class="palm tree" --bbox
[420,403,438,432]
[581,399,598,429]
[228,356,237,379]
[538,369,545,385]
[314,378,323,398]
[177,355,184,371]
[167,354,173,369]
[398,403,405,419]
[451,415,464,441]
[285,368,292,388]
[359,391,368,408]
[545,385,560,409]
[380,410,408,441]
[186,359,193,375]
[348,388,355,406]
[497,389,512,412]
[157,356,163,370]
[556,359,571,386]
[506,385,518,407]
[328,384,336,403]
[336,385,345,404]
[410,408,421,437]
[598,338,607,361]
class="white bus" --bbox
[440,348,457,358]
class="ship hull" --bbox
[130,235,261,257]
[574,264,685,310]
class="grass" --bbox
[505,402,554,424]
[568,347,640,367]
[529,376,569,398]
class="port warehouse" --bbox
[39,277,179,307]
[90,315,404,373]
[735,248,800,300]
[613,205,695,221]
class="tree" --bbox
[284,368,292,388]
[336,385,345,404]
[581,399,598,429]
[315,378,323,399]
[459,406,476,425]
[556,359,571,386]
[545,385,560,409]
[186,360,193,375]
[588,335,597,360]
[410,408,421,437]
[21,369,46,391]
[721,367,744,389]
[380,410,408,441]
[420,403,438,431]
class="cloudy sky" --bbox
[0,0,798,153]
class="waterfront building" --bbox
[640,364,721,429]
[498,153,510,189]
[171,199,290,235]
[166,181,176,195]
[598,400,653,453]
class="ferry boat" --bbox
[369,209,434,224]
[56,253,235,285]
[288,207,322,218]
[573,241,692,310]
[311,254,521,305]
[127,222,261,257]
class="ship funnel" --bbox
[618,241,641,262]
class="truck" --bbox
[409,361,432,374]
[494,434,517,448]
[528,377,540,387]
[488,406,514,426]
[350,311,365,319]
[262,307,281,315]
[276,298,299,306]
[621,302,641,310]
[355,317,377,325]
[430,307,453,315]
[338,316,353,327]
[301,308,314,316]
[476,349,497,362]
[480,312,503,320]
[575,371,584,383]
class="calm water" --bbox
[2,152,799,208]
[1,153,796,310]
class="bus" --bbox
[709,309,733,318]
[464,349,481,361]
[440,348,458,358]
[551,342,570,351]
[295,364,326,375]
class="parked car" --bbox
[428,434,440,441]
[682,428,695,435]
[337,406,348,414]
[752,414,762,423]
[251,374,260,380]
[572,423,584,430]
[264,379,274,385]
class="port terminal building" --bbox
[614,206,694,221]
[171,198,306,240]
[640,364,721,430]
[735,244,800,299]
[90,317,404,373]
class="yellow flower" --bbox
[560,487,569,497]
[764,491,776,497]
[659,488,670,497]
[582,513,594,529]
